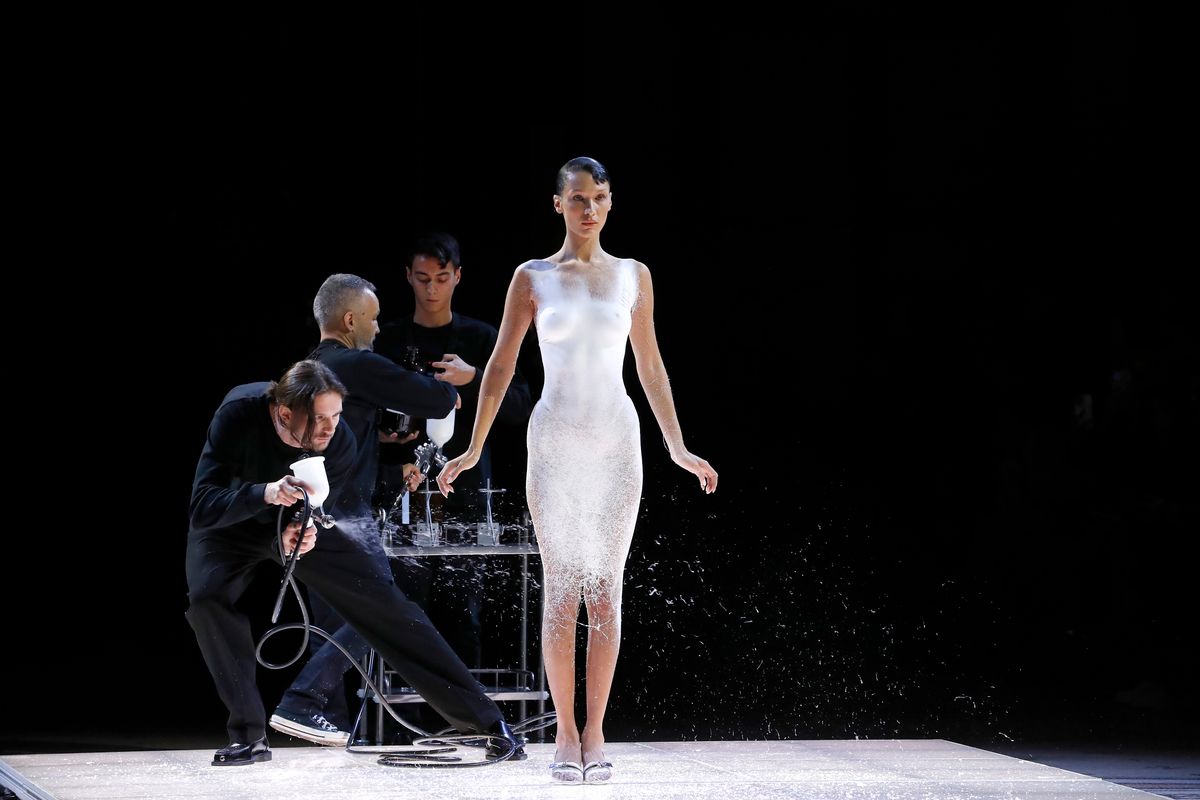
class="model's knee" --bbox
[583,593,620,621]
[543,603,580,627]
[542,598,582,634]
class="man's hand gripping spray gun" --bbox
[271,455,338,623]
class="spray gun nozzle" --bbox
[292,507,337,529]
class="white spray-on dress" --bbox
[526,259,644,617]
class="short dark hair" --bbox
[313,274,377,330]
[410,232,462,269]
[555,156,611,194]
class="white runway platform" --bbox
[0,739,1171,800]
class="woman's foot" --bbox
[549,741,583,783]
[582,738,612,783]
[583,759,613,783]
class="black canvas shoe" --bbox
[269,708,350,746]
[212,736,271,766]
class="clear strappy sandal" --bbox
[583,760,613,783]
[549,760,584,782]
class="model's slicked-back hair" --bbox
[556,156,611,194]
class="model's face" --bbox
[279,391,344,452]
[347,289,380,350]
[554,171,611,238]
[407,255,461,315]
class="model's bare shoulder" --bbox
[508,261,540,307]
[621,258,651,284]
[518,259,557,274]
[612,256,649,274]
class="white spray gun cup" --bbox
[289,455,330,510]
[425,407,455,449]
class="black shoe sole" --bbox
[487,746,528,762]
[211,751,272,767]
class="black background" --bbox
[7,8,1195,754]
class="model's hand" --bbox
[431,354,477,386]
[281,520,318,557]
[401,463,425,492]
[437,450,481,496]
[672,451,719,494]
[265,476,308,506]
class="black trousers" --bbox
[277,590,371,730]
[184,522,502,743]
[278,558,487,739]
[396,556,485,669]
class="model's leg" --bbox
[577,399,641,780]
[541,569,583,764]
[580,576,622,767]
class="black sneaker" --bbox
[212,736,271,766]
[269,708,350,746]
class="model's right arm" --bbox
[482,324,535,425]
[438,265,535,492]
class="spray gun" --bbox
[412,440,447,481]
[294,505,336,531]
[271,456,337,623]
[381,407,455,546]
[417,408,455,539]
[413,440,447,536]
[288,454,338,531]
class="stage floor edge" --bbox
[0,739,1181,799]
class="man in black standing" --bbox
[268,273,525,758]
[375,232,533,669]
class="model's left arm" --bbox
[629,262,719,494]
